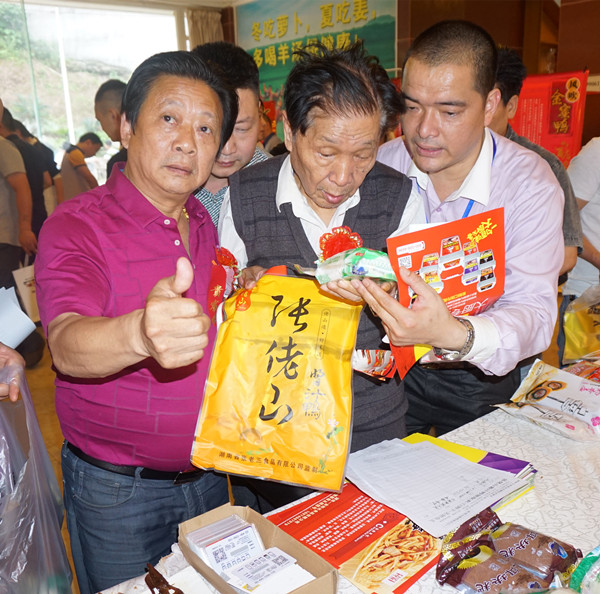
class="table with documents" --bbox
[101,409,600,594]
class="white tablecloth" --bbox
[101,409,600,593]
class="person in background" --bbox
[219,41,412,510]
[191,41,268,226]
[14,119,64,210]
[337,20,564,436]
[489,47,581,280]
[60,132,102,202]
[488,46,582,379]
[35,51,237,594]
[258,110,286,155]
[94,79,128,176]
[0,101,44,369]
[0,98,36,285]
[0,107,47,239]
[559,137,600,364]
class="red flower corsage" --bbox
[215,246,240,276]
[319,226,363,261]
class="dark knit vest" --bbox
[229,155,413,449]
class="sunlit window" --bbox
[0,0,178,184]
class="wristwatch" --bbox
[432,318,475,361]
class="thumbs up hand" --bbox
[141,257,211,368]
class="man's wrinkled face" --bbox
[121,75,222,206]
[284,108,381,223]
[210,87,260,180]
[400,58,499,189]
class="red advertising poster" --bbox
[261,99,277,125]
[268,483,441,593]
[386,208,505,377]
[510,70,588,167]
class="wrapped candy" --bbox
[295,226,397,284]
[314,247,396,284]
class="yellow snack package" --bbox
[191,274,362,492]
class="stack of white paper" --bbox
[346,439,530,537]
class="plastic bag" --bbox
[0,364,72,593]
[563,285,600,363]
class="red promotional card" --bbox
[386,208,505,378]
[268,483,441,593]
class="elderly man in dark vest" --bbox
[219,42,414,509]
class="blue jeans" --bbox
[61,443,229,594]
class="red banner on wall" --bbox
[510,70,588,168]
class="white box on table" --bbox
[178,503,337,594]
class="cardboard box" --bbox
[179,504,337,594]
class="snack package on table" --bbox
[436,509,582,593]
[497,359,600,441]
[565,351,600,383]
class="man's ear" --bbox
[484,87,502,127]
[120,112,132,149]
[506,95,519,120]
[282,111,294,152]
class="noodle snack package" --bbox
[437,509,581,593]
[497,359,600,441]
[565,351,600,383]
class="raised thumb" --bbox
[169,257,194,297]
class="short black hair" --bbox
[1,107,16,132]
[14,120,33,138]
[284,41,402,138]
[94,79,127,108]
[191,41,259,95]
[79,132,102,145]
[495,47,527,105]
[121,51,238,153]
[404,20,498,99]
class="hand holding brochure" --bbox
[386,208,505,377]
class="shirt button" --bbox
[174,239,181,246]
[164,219,170,225]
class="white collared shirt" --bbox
[219,155,359,268]
[378,129,564,376]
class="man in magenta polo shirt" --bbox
[35,51,238,594]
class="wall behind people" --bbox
[396,0,527,62]
[557,0,600,145]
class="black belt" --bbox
[66,442,205,484]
